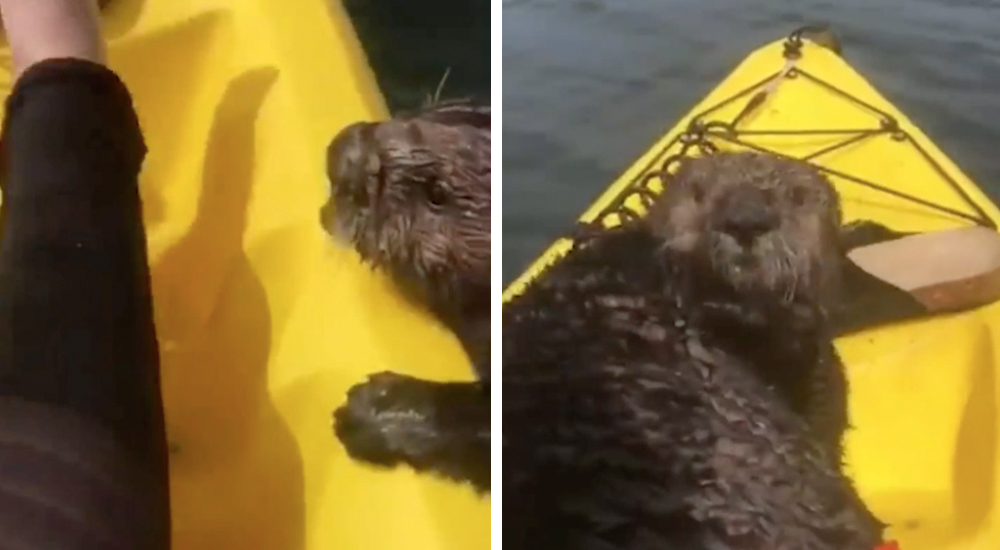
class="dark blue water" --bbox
[502,0,1000,283]
[344,0,491,112]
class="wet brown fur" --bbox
[644,152,853,464]
[333,151,885,548]
[321,100,491,373]
[647,151,844,309]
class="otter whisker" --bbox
[776,234,798,303]
[425,67,453,107]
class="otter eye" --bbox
[690,183,705,201]
[426,180,450,206]
[791,187,807,206]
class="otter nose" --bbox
[327,121,377,186]
[719,193,779,246]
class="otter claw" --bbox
[333,378,400,466]
[333,405,399,467]
[333,371,435,467]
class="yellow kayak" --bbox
[0,1,488,549]
[504,28,1000,550]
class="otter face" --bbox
[320,101,491,316]
[648,152,843,305]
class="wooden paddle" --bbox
[847,226,1000,314]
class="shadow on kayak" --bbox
[151,68,307,550]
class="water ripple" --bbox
[504,0,1000,281]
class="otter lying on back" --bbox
[324,116,881,546]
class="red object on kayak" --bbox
[875,541,900,550]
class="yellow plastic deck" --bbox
[0,1,489,549]
[505,38,1000,550]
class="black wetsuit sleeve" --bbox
[0,59,170,549]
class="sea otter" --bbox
[324,109,883,545]
[320,99,490,377]
[645,151,852,466]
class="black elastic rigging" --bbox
[589,27,996,232]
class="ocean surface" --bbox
[343,0,491,112]
[502,0,1000,283]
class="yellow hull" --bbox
[0,1,488,549]
[505,35,1000,549]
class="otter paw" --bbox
[332,371,437,467]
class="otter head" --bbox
[320,100,491,321]
[647,152,843,307]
